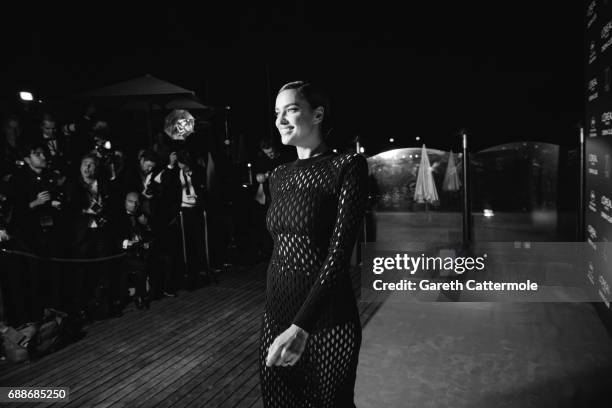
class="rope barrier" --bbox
[0,247,127,263]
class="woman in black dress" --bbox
[260,81,368,407]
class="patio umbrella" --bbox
[121,96,210,111]
[442,150,461,191]
[78,74,209,141]
[80,74,196,98]
[414,144,439,205]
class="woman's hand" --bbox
[266,324,309,367]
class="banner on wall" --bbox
[585,0,612,309]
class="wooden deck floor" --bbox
[0,264,383,408]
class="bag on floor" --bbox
[0,322,37,363]
[30,308,69,358]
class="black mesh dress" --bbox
[259,151,368,408]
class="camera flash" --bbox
[19,91,34,101]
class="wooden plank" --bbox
[57,292,263,408]
[0,273,257,382]
[129,311,261,407]
[100,300,262,407]
[170,337,260,407]
[10,276,263,407]
[5,290,214,386]
[0,262,393,408]
[86,322,260,407]
[214,362,260,408]
[240,379,265,408]
[7,285,245,394]
[143,333,259,407]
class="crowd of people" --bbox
[0,106,216,327]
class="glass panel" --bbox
[366,148,462,245]
[471,142,577,242]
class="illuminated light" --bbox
[483,209,495,218]
[242,184,248,188]
[247,163,251,167]
[415,136,421,141]
[389,138,394,143]
[332,149,338,153]
[104,141,112,149]
[359,147,365,153]
[19,91,33,101]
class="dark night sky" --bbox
[2,2,585,154]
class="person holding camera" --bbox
[38,114,69,176]
[1,115,23,179]
[66,153,117,320]
[111,192,153,310]
[155,149,208,293]
[0,170,18,325]
[122,149,160,218]
[11,140,67,323]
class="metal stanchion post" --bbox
[179,210,188,266]
[202,209,218,283]
[461,131,472,246]
[579,127,585,241]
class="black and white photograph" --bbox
[0,2,611,407]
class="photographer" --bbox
[66,154,116,320]
[62,103,98,170]
[111,192,153,310]
[155,149,208,293]
[39,114,69,175]
[1,115,23,179]
[90,122,125,184]
[0,172,18,325]
[122,149,160,218]
[10,140,67,323]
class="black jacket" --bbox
[65,177,114,246]
[154,166,207,229]
[11,166,66,241]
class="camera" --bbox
[41,173,65,208]
[62,123,77,136]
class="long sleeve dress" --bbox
[259,151,368,408]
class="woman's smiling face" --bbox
[275,89,322,147]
